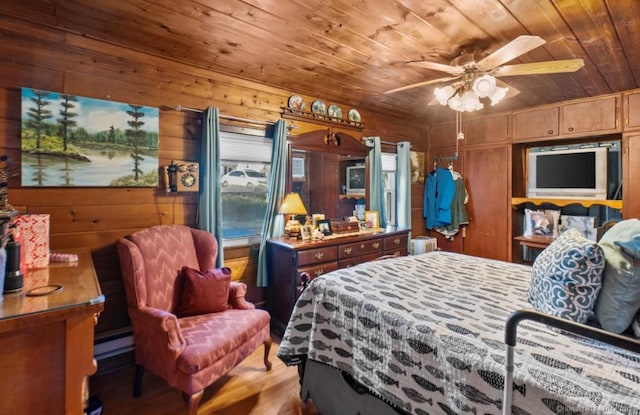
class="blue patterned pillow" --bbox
[528,228,605,323]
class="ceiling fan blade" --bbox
[476,35,546,71]
[384,76,460,94]
[492,59,585,76]
[407,60,464,76]
[496,79,520,98]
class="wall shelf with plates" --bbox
[281,106,364,131]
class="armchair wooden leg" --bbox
[133,364,144,398]
[183,390,204,415]
[263,337,273,371]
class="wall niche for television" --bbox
[525,138,621,201]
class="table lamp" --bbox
[278,192,308,239]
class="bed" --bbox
[277,251,640,415]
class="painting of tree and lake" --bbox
[21,87,159,187]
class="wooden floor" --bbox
[90,342,317,415]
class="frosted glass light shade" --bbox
[434,85,455,105]
[472,74,496,98]
[461,90,481,112]
[489,85,509,105]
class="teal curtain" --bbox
[256,119,287,287]
[367,136,387,228]
[198,107,224,267]
[397,141,412,243]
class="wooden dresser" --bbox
[0,250,105,415]
[266,228,409,335]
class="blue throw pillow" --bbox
[595,219,640,333]
[528,228,605,323]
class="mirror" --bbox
[287,129,370,221]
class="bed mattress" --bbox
[277,251,640,415]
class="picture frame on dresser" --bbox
[317,219,332,235]
[300,225,312,240]
[364,210,379,229]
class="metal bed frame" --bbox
[503,309,640,415]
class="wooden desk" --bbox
[0,250,105,415]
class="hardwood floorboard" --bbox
[90,342,317,415]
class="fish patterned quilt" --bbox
[277,251,640,415]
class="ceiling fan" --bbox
[385,35,584,112]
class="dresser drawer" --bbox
[338,252,382,268]
[383,247,408,257]
[339,238,383,259]
[297,246,338,266]
[297,262,339,282]
[384,234,408,251]
[295,262,339,297]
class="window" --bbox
[219,129,272,246]
[382,152,397,227]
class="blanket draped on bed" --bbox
[277,251,640,415]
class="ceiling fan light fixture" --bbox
[489,85,509,105]
[472,74,496,98]
[434,85,455,105]
[447,94,463,111]
[461,90,483,112]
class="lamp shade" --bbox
[278,192,308,215]
[472,74,496,98]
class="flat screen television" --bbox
[346,165,366,195]
[527,146,608,199]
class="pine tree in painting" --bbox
[26,90,53,150]
[125,104,146,181]
[58,94,78,151]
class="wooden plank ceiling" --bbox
[3,0,639,123]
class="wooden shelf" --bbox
[281,107,364,131]
[514,234,555,249]
[339,194,365,200]
[511,197,622,209]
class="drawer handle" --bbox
[393,238,400,245]
[360,243,365,249]
[314,252,324,260]
[547,129,554,135]
[315,269,324,277]
[568,127,574,132]
[373,242,380,249]
[344,247,352,254]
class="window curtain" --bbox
[256,119,287,287]
[367,136,387,229]
[198,107,224,267]
[397,141,412,242]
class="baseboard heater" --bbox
[94,332,134,361]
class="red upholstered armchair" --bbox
[116,225,272,414]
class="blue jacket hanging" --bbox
[423,167,455,229]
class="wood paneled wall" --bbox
[0,15,426,338]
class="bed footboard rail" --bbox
[502,309,640,415]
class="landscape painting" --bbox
[21,87,159,187]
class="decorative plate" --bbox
[327,104,342,120]
[311,100,327,115]
[288,95,306,111]
[347,109,361,123]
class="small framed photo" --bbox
[300,225,312,240]
[364,210,380,229]
[317,219,332,236]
